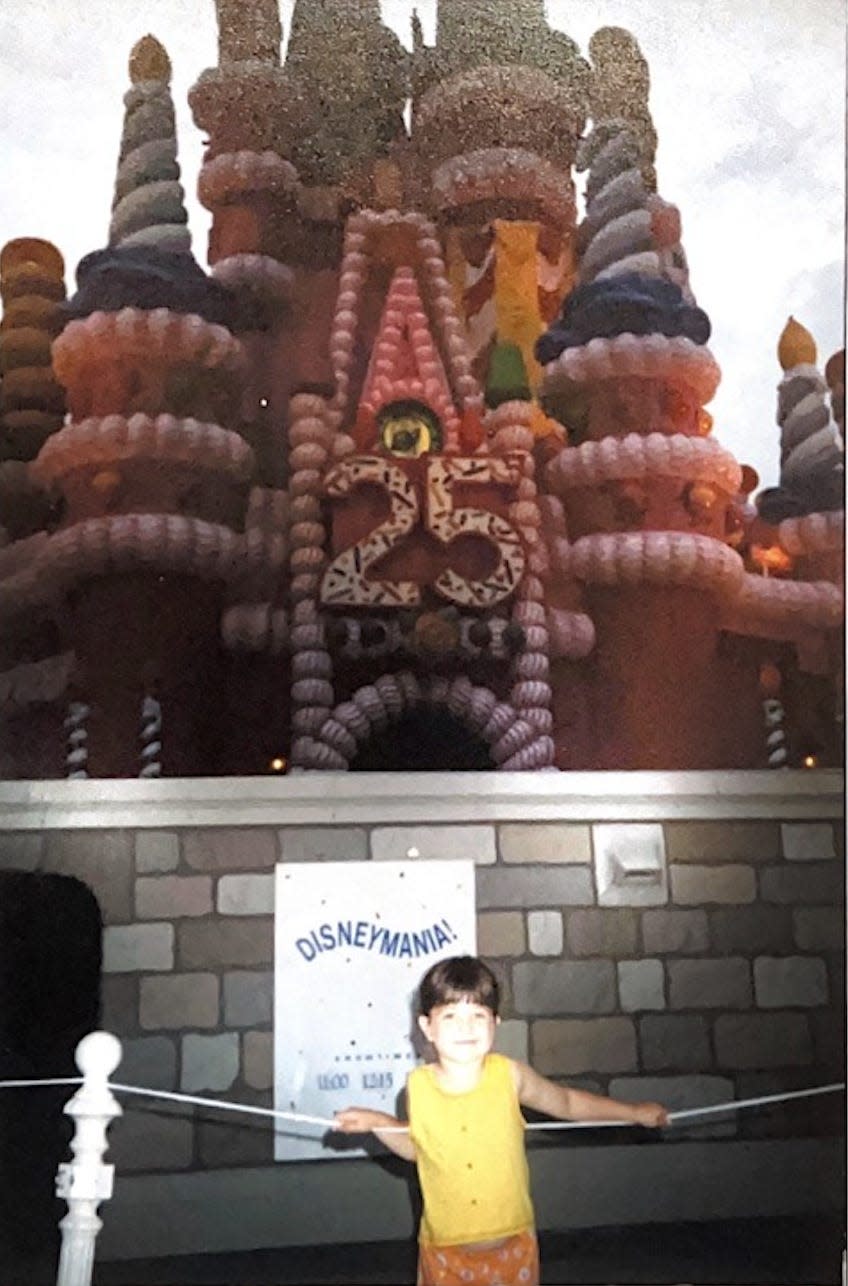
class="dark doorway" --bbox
[350,708,495,770]
[0,871,102,1265]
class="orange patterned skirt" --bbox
[417,1228,539,1286]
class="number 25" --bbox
[320,456,526,609]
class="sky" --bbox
[0,0,843,491]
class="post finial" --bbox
[75,1031,123,1080]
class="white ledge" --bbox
[0,770,842,830]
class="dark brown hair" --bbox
[418,955,500,1016]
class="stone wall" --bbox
[0,771,843,1254]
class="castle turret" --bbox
[410,1,588,428]
[717,320,844,768]
[412,0,588,206]
[285,0,409,193]
[108,36,191,254]
[22,36,264,777]
[537,29,751,769]
[757,318,844,532]
[192,0,408,268]
[0,239,66,462]
[586,27,657,190]
[0,239,70,778]
[825,347,844,439]
[215,0,281,65]
[421,0,588,102]
[190,0,411,493]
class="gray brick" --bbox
[710,906,794,955]
[642,909,709,954]
[135,831,179,874]
[608,1074,737,1139]
[0,832,43,871]
[108,1104,194,1172]
[217,873,275,915]
[668,959,752,1010]
[371,825,495,865]
[477,911,525,957]
[197,1113,273,1167]
[182,1033,240,1092]
[477,866,594,909]
[532,1018,637,1076]
[118,1036,178,1091]
[527,910,563,956]
[136,875,212,919]
[713,1013,813,1069]
[513,961,615,1015]
[618,960,665,1012]
[793,907,844,952]
[179,918,274,968]
[732,1069,837,1140]
[279,827,368,862]
[753,957,829,1008]
[42,830,133,922]
[103,924,174,974]
[665,821,780,864]
[139,974,219,1030]
[488,961,513,1019]
[99,976,139,1036]
[810,1010,846,1074]
[566,909,638,957]
[183,828,277,871]
[223,971,274,1027]
[670,865,756,906]
[493,1019,529,1062]
[826,951,846,1011]
[640,1016,711,1071]
[781,822,836,861]
[243,1031,274,1091]
[499,823,591,864]
[759,863,844,905]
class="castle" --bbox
[0,0,843,779]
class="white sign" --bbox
[273,859,476,1161]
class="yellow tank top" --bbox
[407,1052,533,1246]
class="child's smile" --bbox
[419,999,498,1066]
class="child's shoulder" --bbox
[487,1051,513,1067]
[486,1051,518,1075]
[406,1062,429,1089]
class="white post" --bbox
[55,1031,123,1286]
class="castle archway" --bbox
[298,670,552,771]
[350,705,495,771]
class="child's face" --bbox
[418,997,498,1065]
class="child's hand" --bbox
[631,1101,669,1128]
[333,1107,389,1134]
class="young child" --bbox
[334,955,669,1286]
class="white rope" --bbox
[0,1076,842,1135]
[524,1081,846,1131]
[665,1083,843,1122]
[108,1082,333,1128]
[0,1077,84,1089]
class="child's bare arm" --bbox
[333,1107,417,1161]
[511,1061,669,1128]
